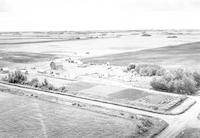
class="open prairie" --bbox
[83,41,200,69]
[1,30,200,68]
[0,92,167,138]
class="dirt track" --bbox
[155,96,200,138]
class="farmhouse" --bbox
[50,61,63,70]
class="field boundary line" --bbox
[0,81,195,115]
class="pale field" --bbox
[175,128,200,138]
[84,41,200,70]
[0,92,167,138]
[1,31,200,59]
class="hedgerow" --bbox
[135,64,165,76]
[5,71,68,93]
[150,69,198,95]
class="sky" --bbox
[0,0,200,31]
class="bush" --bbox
[150,69,197,95]
[1,76,8,81]
[41,79,56,91]
[47,84,56,91]
[29,78,40,87]
[135,64,165,76]
[6,72,68,93]
[58,86,68,92]
[8,71,27,84]
[28,78,68,92]
[127,63,136,71]
[42,79,49,87]
[193,72,200,87]
[136,119,152,135]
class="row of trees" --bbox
[126,63,200,95]
[3,71,68,93]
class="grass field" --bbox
[176,128,200,138]
[64,81,188,114]
[0,92,167,138]
[83,41,200,69]
[67,81,97,91]
[108,88,151,100]
[1,31,200,66]
[0,51,54,67]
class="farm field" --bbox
[0,92,167,138]
[0,31,123,44]
[175,128,200,138]
[1,30,200,68]
[83,41,200,69]
[1,30,200,137]
[0,51,54,68]
[63,81,193,114]
[0,72,193,115]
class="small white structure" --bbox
[76,60,83,65]
[106,62,110,66]
[20,69,28,74]
[50,61,63,70]
[0,67,9,73]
